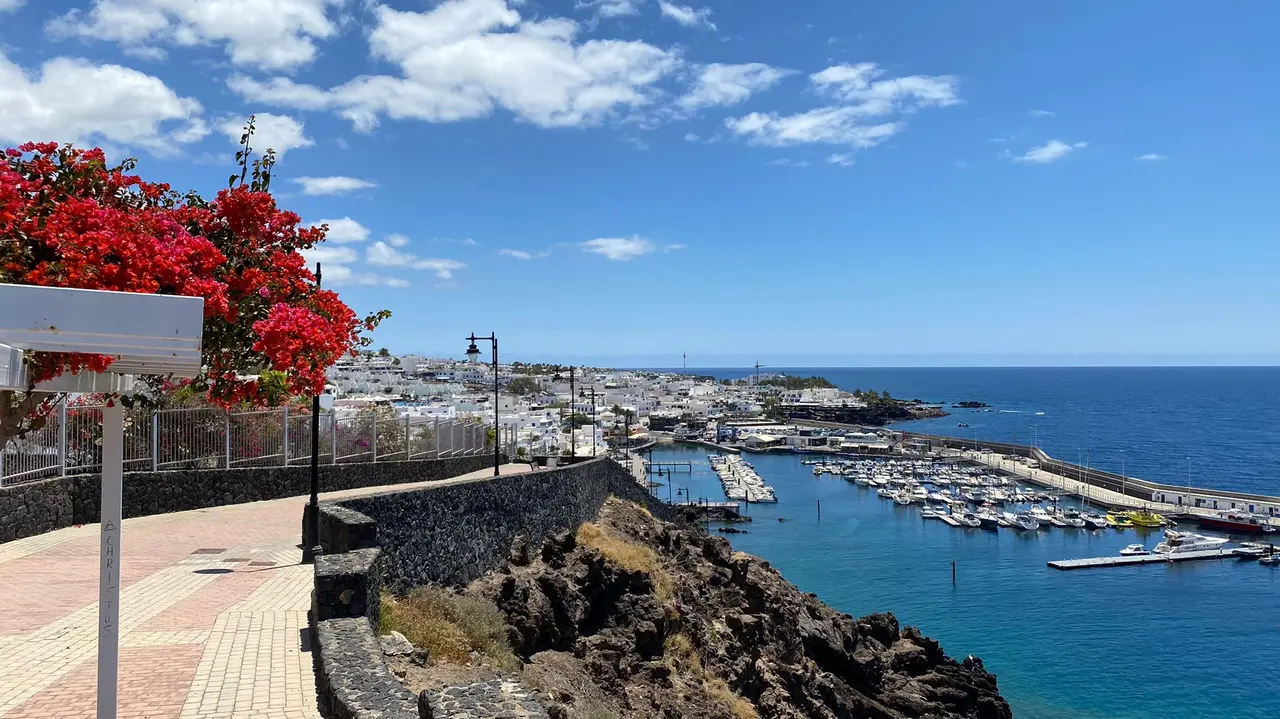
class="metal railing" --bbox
[0,400,520,486]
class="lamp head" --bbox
[465,339,481,364]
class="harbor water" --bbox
[647,444,1280,719]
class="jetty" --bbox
[709,454,777,503]
[1048,547,1264,570]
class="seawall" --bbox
[310,457,678,719]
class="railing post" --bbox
[282,405,290,466]
[405,414,411,459]
[224,411,231,469]
[434,418,440,459]
[151,412,159,472]
[58,398,68,477]
[372,416,378,462]
[331,410,337,464]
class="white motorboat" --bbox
[921,506,939,519]
[910,486,929,503]
[876,487,895,499]
[1028,504,1054,525]
[927,491,948,503]
[1081,512,1109,529]
[1011,512,1040,531]
[1056,508,1086,528]
[957,512,983,528]
[894,491,914,506]
[1119,544,1149,556]
[1153,530,1229,555]
[1261,554,1279,566]
[976,510,1002,529]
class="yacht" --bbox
[876,487,895,499]
[976,509,1002,530]
[1153,530,1229,555]
[1127,510,1170,528]
[1260,553,1279,566]
[957,512,983,528]
[1081,512,1110,529]
[1119,544,1149,556]
[1106,512,1134,528]
[1056,508,1087,528]
[894,491,915,506]
[1011,512,1040,531]
[921,506,940,519]
[1028,505,1054,526]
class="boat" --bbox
[1153,530,1230,555]
[1028,504,1054,526]
[1119,544,1149,556]
[1011,512,1039,531]
[921,506,939,519]
[957,512,983,528]
[976,510,1002,529]
[957,422,969,428]
[1261,554,1280,566]
[1106,512,1134,528]
[894,491,914,506]
[1195,512,1277,535]
[1126,510,1169,528]
[1081,512,1110,529]
[1056,508,1087,528]
[876,487,895,499]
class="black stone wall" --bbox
[0,455,495,544]
[311,457,678,719]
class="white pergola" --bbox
[0,284,204,719]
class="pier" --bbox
[1048,548,1263,570]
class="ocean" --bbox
[645,367,1280,719]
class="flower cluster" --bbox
[1,141,384,410]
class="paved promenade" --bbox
[0,463,529,719]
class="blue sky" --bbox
[3,0,1279,367]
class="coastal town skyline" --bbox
[4,0,1278,361]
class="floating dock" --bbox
[1048,548,1262,570]
[938,514,962,527]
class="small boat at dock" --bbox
[1119,544,1149,556]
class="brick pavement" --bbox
[0,462,530,718]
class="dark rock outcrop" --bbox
[470,499,1011,719]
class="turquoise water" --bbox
[648,444,1280,719]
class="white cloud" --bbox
[298,245,358,266]
[678,63,792,110]
[658,1,715,30]
[292,176,376,195]
[385,233,410,247]
[580,236,680,261]
[1029,109,1055,117]
[47,0,341,71]
[725,62,957,150]
[229,0,679,132]
[323,264,410,288]
[1,0,25,12]
[810,63,960,113]
[308,217,371,243]
[220,113,312,158]
[765,158,811,168]
[367,241,466,278]
[1010,139,1087,164]
[1134,153,1167,161]
[826,153,853,167]
[498,248,550,260]
[726,109,902,148]
[576,0,642,18]
[684,133,700,142]
[0,50,207,153]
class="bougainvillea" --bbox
[0,120,388,441]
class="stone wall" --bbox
[311,457,677,719]
[0,455,496,544]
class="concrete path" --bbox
[0,463,530,719]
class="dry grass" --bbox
[664,634,758,719]
[380,587,519,670]
[576,522,674,603]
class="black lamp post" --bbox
[567,366,576,459]
[464,332,501,477]
[579,383,597,457]
[304,263,324,564]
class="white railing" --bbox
[0,400,520,486]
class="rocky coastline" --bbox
[384,498,1011,719]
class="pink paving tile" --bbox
[6,644,203,719]
[144,566,273,631]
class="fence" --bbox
[0,400,520,486]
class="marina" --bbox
[708,453,777,503]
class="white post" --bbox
[58,398,68,476]
[224,412,231,469]
[434,418,440,459]
[405,415,411,458]
[151,413,159,472]
[330,411,337,465]
[371,417,378,462]
[282,405,289,466]
[97,401,124,719]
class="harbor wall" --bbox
[310,457,678,719]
